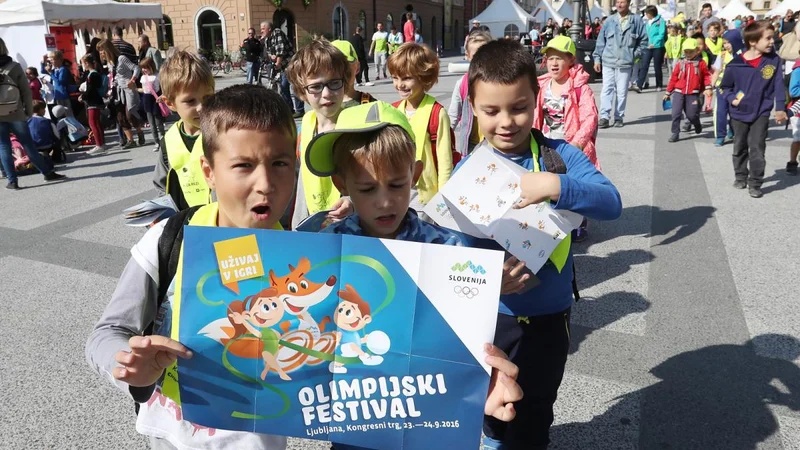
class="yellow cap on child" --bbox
[682,39,698,52]
[540,35,576,56]
[305,101,416,177]
[331,40,358,63]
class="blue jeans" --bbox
[636,47,665,89]
[279,71,293,111]
[599,65,633,122]
[246,61,258,84]
[0,121,55,184]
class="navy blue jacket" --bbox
[721,51,785,122]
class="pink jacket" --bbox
[533,64,601,170]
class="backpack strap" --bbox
[427,101,461,170]
[152,205,202,333]
[459,73,469,100]
[531,129,579,301]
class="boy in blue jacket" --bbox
[786,59,800,175]
[461,39,622,450]
[40,50,74,117]
[720,21,788,197]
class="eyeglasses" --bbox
[304,79,344,94]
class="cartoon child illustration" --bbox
[329,284,385,374]
[227,287,292,381]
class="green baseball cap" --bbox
[331,40,358,62]
[540,35,576,56]
[305,101,415,177]
[682,38,698,52]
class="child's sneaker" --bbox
[359,354,384,366]
[668,133,679,142]
[122,140,136,149]
[748,186,763,198]
[682,122,692,132]
[328,362,347,374]
[787,161,798,175]
[714,137,725,147]
[733,180,747,189]
[694,123,702,134]
[727,129,734,140]
[87,145,107,155]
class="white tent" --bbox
[472,0,537,37]
[588,4,606,19]
[717,0,755,20]
[657,5,675,20]
[554,0,604,23]
[0,0,162,69]
[531,0,565,26]
[767,0,800,17]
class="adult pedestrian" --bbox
[98,39,145,148]
[369,22,389,80]
[542,18,557,44]
[699,3,721,36]
[39,50,74,117]
[349,26,372,85]
[261,21,303,117]
[137,34,163,71]
[241,28,262,85]
[636,5,667,91]
[0,38,65,190]
[404,13,416,43]
[592,17,603,39]
[593,0,648,128]
[529,25,541,44]
[112,27,138,63]
[388,25,404,54]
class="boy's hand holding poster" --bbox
[425,146,583,274]
[173,227,504,449]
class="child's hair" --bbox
[465,31,492,54]
[743,20,774,49]
[139,57,157,74]
[332,125,416,180]
[708,22,722,32]
[32,100,46,114]
[159,49,214,101]
[387,43,440,92]
[199,85,296,166]
[27,67,38,76]
[81,53,98,68]
[468,39,538,100]
[96,40,119,62]
[286,39,350,98]
[694,32,705,40]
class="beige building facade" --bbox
[128,0,465,56]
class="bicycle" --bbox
[209,50,233,76]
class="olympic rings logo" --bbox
[453,285,480,298]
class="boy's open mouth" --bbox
[375,214,396,226]
[251,203,271,220]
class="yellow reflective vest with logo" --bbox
[529,137,571,272]
[165,121,211,207]
[299,111,340,214]
[162,203,283,402]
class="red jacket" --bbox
[666,58,712,95]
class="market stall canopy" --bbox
[0,0,162,26]
[767,0,800,17]
[471,0,537,37]
[553,0,604,22]
[657,5,675,20]
[531,0,565,25]
[717,0,755,21]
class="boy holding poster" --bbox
[461,40,622,450]
[303,101,525,450]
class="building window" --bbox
[764,1,770,7]
[158,15,174,50]
[504,24,520,39]
[745,2,752,7]
[359,10,367,33]
[333,4,348,39]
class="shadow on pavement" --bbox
[569,290,651,355]
[551,334,800,450]
[66,165,155,181]
[614,114,673,126]
[574,249,654,292]
[62,158,132,170]
[761,169,800,195]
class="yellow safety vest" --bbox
[715,51,734,87]
[299,111,340,214]
[165,121,211,207]
[706,37,723,56]
[162,203,283,402]
[394,94,449,204]
[529,137,570,272]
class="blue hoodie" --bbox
[323,209,463,246]
[720,50,785,123]
[723,29,745,55]
[455,134,622,317]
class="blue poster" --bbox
[175,227,504,449]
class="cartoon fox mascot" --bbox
[198,258,338,376]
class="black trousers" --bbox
[356,58,370,84]
[483,308,571,449]
[637,47,666,89]
[672,92,701,134]
[731,116,769,188]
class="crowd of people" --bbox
[0,3,794,447]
